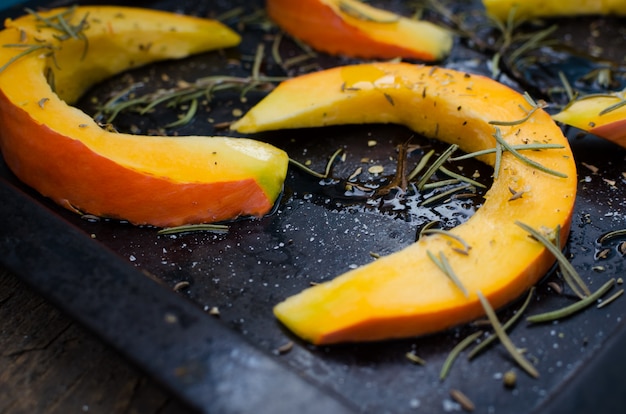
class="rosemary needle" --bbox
[157,223,229,235]
[440,330,483,380]
[427,251,469,297]
[477,291,540,378]
[597,288,624,309]
[515,221,591,298]
[468,287,534,360]
[416,144,458,190]
[421,228,471,255]
[492,128,567,178]
[527,278,616,323]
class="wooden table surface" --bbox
[0,268,196,414]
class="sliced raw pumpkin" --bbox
[0,7,288,227]
[266,0,453,61]
[553,92,626,148]
[483,0,626,21]
[232,62,577,344]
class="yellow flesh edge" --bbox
[483,0,626,21]
[324,0,453,59]
[553,96,626,131]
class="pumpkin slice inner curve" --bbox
[232,62,578,344]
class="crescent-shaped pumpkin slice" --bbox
[267,0,453,61]
[231,62,578,344]
[0,6,288,227]
[552,92,626,148]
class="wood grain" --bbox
[0,269,196,414]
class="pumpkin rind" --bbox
[232,62,578,344]
[0,7,289,227]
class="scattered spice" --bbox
[449,389,475,412]
[503,370,517,388]
[173,281,190,291]
[405,351,426,365]
[276,341,294,355]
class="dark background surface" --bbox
[2,0,626,413]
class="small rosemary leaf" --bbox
[515,221,591,297]
[408,149,435,181]
[492,128,567,178]
[438,165,486,189]
[157,223,229,235]
[416,144,458,190]
[527,278,616,323]
[421,228,471,255]
[450,143,564,161]
[420,183,472,207]
[597,288,624,309]
[337,0,400,23]
[427,251,469,297]
[439,330,483,380]
[477,291,540,378]
[468,287,535,360]
[599,99,626,116]
[405,351,426,365]
[449,389,475,412]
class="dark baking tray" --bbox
[2,1,626,413]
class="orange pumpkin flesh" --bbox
[266,0,453,61]
[232,62,577,344]
[552,94,626,148]
[0,7,289,227]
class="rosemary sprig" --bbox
[527,278,616,323]
[492,128,567,178]
[599,98,626,116]
[439,330,483,380]
[289,148,343,179]
[157,223,229,235]
[488,92,547,127]
[420,183,472,207]
[337,0,400,23]
[421,228,472,255]
[427,250,469,297]
[477,291,540,378]
[0,43,55,73]
[438,165,486,188]
[449,143,564,161]
[416,144,458,190]
[468,287,534,360]
[515,221,591,298]
[407,149,435,181]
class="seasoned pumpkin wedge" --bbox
[553,93,626,148]
[232,63,577,344]
[0,7,288,227]
[267,0,453,61]
[483,0,626,21]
